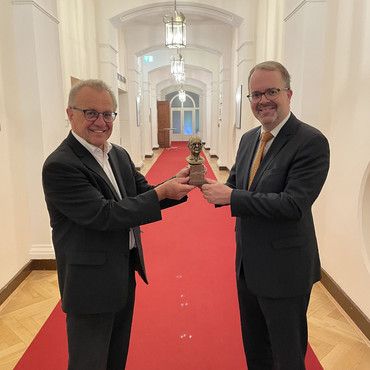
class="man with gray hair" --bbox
[42,79,195,369]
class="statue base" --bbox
[189,164,206,186]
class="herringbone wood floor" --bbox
[0,148,369,369]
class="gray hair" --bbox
[248,61,291,91]
[68,79,117,111]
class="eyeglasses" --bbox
[72,107,117,123]
[247,88,290,102]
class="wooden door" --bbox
[157,101,171,148]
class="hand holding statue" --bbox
[201,178,232,205]
[154,164,196,201]
[175,165,191,179]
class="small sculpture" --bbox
[186,135,205,164]
[186,135,206,186]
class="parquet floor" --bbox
[0,271,60,369]
[0,148,369,369]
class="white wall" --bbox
[57,0,99,110]
[0,1,30,289]
[284,0,370,318]
[0,0,66,288]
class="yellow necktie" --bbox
[248,132,274,189]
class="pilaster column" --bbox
[12,0,65,258]
[142,81,153,157]
[95,12,120,144]
[209,81,219,156]
[217,65,231,169]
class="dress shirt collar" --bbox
[71,130,113,157]
[261,112,291,137]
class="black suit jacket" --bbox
[227,113,329,298]
[42,132,186,314]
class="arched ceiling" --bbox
[112,2,243,28]
[112,2,243,56]
[112,2,242,96]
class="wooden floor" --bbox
[0,148,369,369]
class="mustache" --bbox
[257,102,276,110]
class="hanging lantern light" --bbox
[178,87,186,103]
[171,52,184,75]
[163,0,186,49]
[175,72,185,83]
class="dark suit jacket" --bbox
[42,132,186,314]
[227,113,329,298]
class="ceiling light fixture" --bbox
[163,0,186,49]
[175,72,185,83]
[178,87,186,103]
[171,51,184,75]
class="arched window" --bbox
[165,90,200,141]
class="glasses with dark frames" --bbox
[247,88,290,102]
[72,107,117,123]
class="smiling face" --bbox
[249,69,292,131]
[67,86,114,149]
[189,138,202,155]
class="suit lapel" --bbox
[66,132,121,200]
[249,116,295,190]
[66,132,148,282]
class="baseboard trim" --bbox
[0,261,33,306]
[320,268,370,341]
[31,259,57,270]
[0,259,57,306]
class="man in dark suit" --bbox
[42,79,195,369]
[201,61,329,369]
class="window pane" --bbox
[184,111,193,135]
[172,111,181,134]
[172,96,181,108]
[188,92,199,107]
[166,91,177,102]
[183,95,194,108]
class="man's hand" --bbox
[155,177,196,200]
[175,165,190,179]
[200,178,232,205]
[176,164,207,179]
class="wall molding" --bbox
[29,245,55,259]
[284,0,326,22]
[12,0,59,24]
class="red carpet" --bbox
[15,142,323,369]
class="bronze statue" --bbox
[186,135,205,164]
[186,135,206,186]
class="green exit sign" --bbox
[143,56,153,62]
